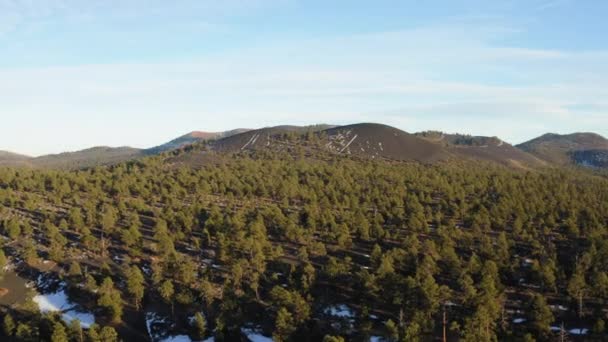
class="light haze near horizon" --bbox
[0,0,607,156]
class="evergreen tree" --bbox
[51,322,68,342]
[125,265,145,309]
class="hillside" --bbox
[205,124,545,168]
[1,126,606,172]
[0,151,31,166]
[416,131,547,168]
[0,145,606,341]
[146,129,251,154]
[517,132,608,167]
[210,125,335,152]
[323,123,449,162]
[31,146,143,169]
[0,150,30,160]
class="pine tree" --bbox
[193,312,206,340]
[3,313,15,336]
[126,265,145,309]
[99,326,118,342]
[529,294,554,338]
[51,322,68,342]
[568,266,587,318]
[159,280,175,315]
[273,307,295,342]
[97,277,123,322]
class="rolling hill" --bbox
[146,129,251,154]
[0,150,32,167]
[0,150,31,162]
[517,132,608,168]
[209,125,335,152]
[416,131,547,168]
[323,123,449,162]
[179,123,545,169]
[1,124,606,171]
[29,146,144,169]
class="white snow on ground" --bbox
[61,311,95,328]
[202,338,215,342]
[339,134,358,153]
[550,326,562,332]
[33,290,95,328]
[34,290,71,312]
[569,328,589,335]
[550,305,568,311]
[160,335,192,342]
[146,312,166,341]
[241,328,272,342]
[147,312,197,342]
[512,318,526,324]
[324,304,355,318]
[370,337,384,342]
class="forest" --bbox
[0,138,607,342]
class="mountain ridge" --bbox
[517,132,608,167]
[0,124,606,170]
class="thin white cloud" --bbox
[0,13,606,155]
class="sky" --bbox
[0,0,607,156]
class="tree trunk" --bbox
[442,308,447,342]
[579,292,583,318]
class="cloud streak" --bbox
[0,2,606,155]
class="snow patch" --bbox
[61,311,95,328]
[324,304,355,318]
[241,328,272,342]
[34,291,71,312]
[33,290,95,328]
[146,312,170,342]
[569,328,589,335]
[160,335,192,342]
[512,318,526,324]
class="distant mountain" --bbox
[29,146,143,169]
[323,123,448,162]
[0,146,143,169]
[183,123,544,168]
[210,125,335,152]
[517,132,608,168]
[2,125,606,171]
[416,131,547,168]
[147,129,251,154]
[210,123,448,163]
[0,150,32,167]
[416,131,503,147]
[0,150,31,161]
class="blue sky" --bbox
[0,0,606,156]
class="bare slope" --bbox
[416,131,547,168]
[517,132,608,167]
[147,129,251,154]
[0,151,32,167]
[323,123,449,162]
[30,146,143,169]
[211,125,334,152]
[0,150,31,161]
[186,123,548,168]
